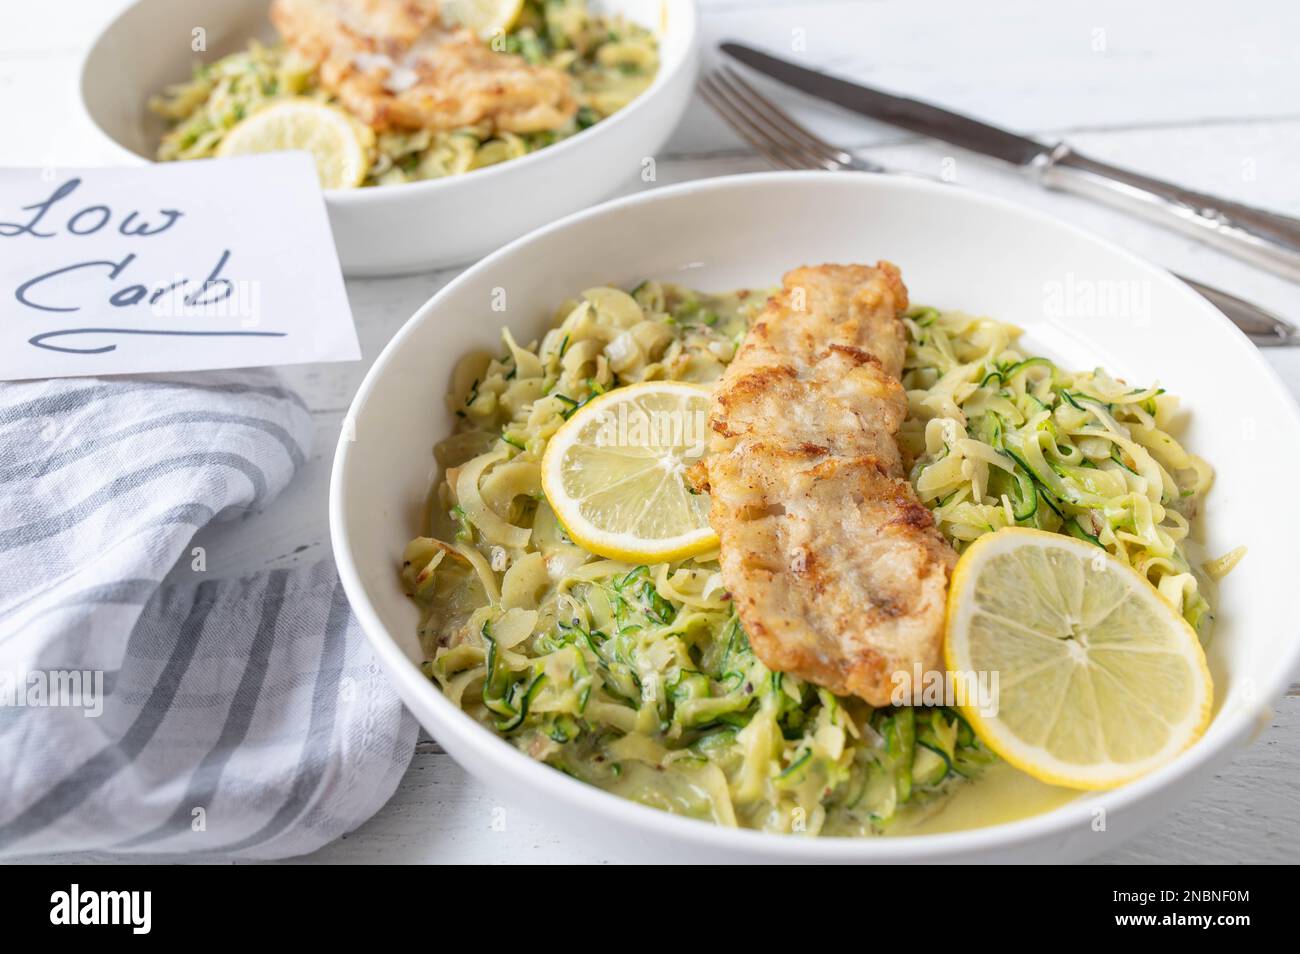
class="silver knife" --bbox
[1175,275,1297,345]
[722,42,1300,283]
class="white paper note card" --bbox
[0,154,360,381]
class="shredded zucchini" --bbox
[150,0,658,186]
[404,290,1216,836]
[405,283,1000,836]
[900,305,1217,638]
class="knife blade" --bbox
[720,42,1052,167]
[720,41,1300,282]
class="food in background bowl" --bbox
[400,261,1227,835]
[150,0,658,187]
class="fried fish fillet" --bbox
[270,0,577,132]
[696,263,956,706]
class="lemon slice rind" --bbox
[944,527,1213,791]
[216,100,370,190]
[541,382,717,563]
[442,0,525,40]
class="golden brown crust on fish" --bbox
[699,262,956,706]
[271,0,576,133]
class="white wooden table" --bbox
[4,0,1298,863]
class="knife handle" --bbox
[1038,143,1300,282]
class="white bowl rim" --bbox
[331,169,1300,860]
[76,0,699,204]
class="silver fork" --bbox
[699,64,1300,347]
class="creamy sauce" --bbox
[890,762,1080,835]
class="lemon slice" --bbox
[216,100,370,189]
[944,527,1212,790]
[442,0,525,40]
[541,382,716,562]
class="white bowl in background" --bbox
[331,171,1300,862]
[79,0,699,276]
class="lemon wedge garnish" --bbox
[541,382,717,563]
[216,100,371,189]
[442,0,525,40]
[944,527,1213,790]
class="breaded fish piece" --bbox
[270,0,577,133]
[697,263,956,706]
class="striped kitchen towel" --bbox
[0,371,417,859]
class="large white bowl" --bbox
[79,0,698,276]
[331,171,1300,862]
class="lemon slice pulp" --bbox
[541,381,716,563]
[216,100,370,189]
[944,527,1213,790]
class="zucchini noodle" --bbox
[149,0,658,186]
[404,289,1219,836]
[405,282,1002,837]
[899,305,1217,637]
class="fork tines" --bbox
[698,64,879,173]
